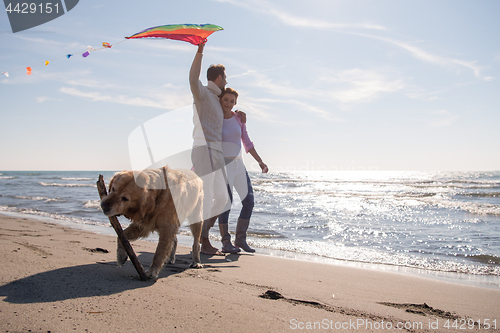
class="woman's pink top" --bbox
[221,111,254,158]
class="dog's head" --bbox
[100,170,165,221]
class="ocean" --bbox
[1,170,499,288]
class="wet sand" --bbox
[0,214,499,332]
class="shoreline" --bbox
[1,214,500,332]
[1,210,499,291]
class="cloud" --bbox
[59,86,192,110]
[8,34,83,49]
[103,37,243,56]
[286,99,344,122]
[413,109,458,128]
[0,69,94,86]
[214,0,491,81]
[231,67,405,122]
[429,110,457,127]
[242,96,343,123]
[36,96,50,103]
[324,68,405,104]
[248,67,404,103]
[350,33,489,80]
[213,0,386,30]
[64,78,124,89]
[231,68,405,122]
[130,40,192,53]
[405,87,444,102]
[236,97,284,124]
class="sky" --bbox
[1,0,499,172]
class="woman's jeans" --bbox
[218,158,254,224]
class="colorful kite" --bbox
[126,24,223,45]
[2,23,223,78]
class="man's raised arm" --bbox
[189,43,205,99]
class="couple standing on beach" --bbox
[189,42,268,255]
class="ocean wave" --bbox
[250,239,500,276]
[396,192,437,198]
[84,200,102,209]
[13,195,65,202]
[412,183,500,190]
[248,229,286,238]
[0,206,109,228]
[39,182,96,188]
[61,177,93,181]
[0,176,16,179]
[442,179,500,185]
[458,192,500,198]
[467,254,500,265]
[256,185,500,216]
[420,197,500,216]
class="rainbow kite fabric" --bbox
[126,24,223,45]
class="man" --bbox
[189,42,229,255]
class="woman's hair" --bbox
[220,87,239,99]
[207,64,225,82]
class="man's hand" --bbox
[236,110,246,123]
[197,42,205,54]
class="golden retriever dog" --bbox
[100,166,203,279]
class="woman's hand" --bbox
[259,162,269,173]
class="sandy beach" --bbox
[1,214,499,333]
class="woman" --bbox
[217,87,268,254]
